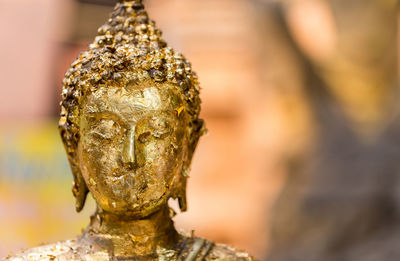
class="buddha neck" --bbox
[80,205,179,258]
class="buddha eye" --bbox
[91,119,121,140]
[138,131,151,143]
[137,129,170,144]
[92,131,110,140]
[136,118,172,143]
[149,119,171,138]
[152,129,171,138]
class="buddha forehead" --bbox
[82,83,183,120]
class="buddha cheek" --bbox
[93,149,132,199]
[80,141,121,196]
[137,141,178,203]
[141,139,174,171]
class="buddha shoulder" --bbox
[4,238,256,261]
[208,244,255,260]
[178,237,256,261]
[204,243,255,261]
[2,240,104,261]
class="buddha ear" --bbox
[70,160,89,212]
[59,112,88,212]
[177,119,205,213]
[189,119,206,157]
[177,178,187,212]
[170,174,187,212]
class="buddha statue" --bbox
[5,0,255,260]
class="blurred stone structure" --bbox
[253,0,400,260]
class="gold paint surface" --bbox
[4,0,255,260]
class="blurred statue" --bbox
[253,0,400,260]
[5,0,254,260]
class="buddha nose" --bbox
[122,127,136,166]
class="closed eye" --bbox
[137,130,170,143]
[138,132,151,143]
[152,129,170,139]
[90,120,122,140]
[92,131,112,140]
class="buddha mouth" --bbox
[111,168,126,178]
[107,167,151,187]
[111,164,140,178]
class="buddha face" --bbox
[77,83,189,218]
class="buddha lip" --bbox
[111,169,137,178]
[111,169,125,178]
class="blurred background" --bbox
[0,0,399,260]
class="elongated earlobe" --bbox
[176,119,204,213]
[178,183,187,212]
[172,169,188,213]
[70,161,89,212]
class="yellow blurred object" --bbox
[0,121,96,258]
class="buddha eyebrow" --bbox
[87,111,119,118]
[87,111,128,126]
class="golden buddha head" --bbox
[58,0,204,218]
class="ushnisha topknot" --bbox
[59,0,203,212]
